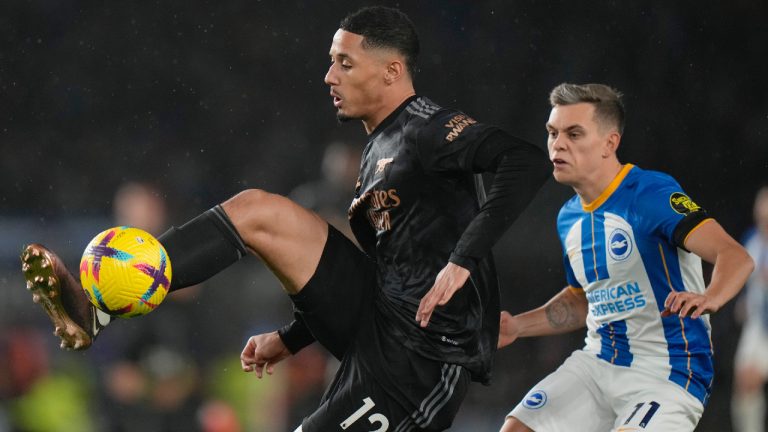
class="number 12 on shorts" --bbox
[623,401,660,428]
[341,397,390,431]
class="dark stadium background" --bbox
[1,1,766,430]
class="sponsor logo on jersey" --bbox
[375,158,394,174]
[523,390,547,409]
[587,281,647,317]
[444,114,477,142]
[669,192,701,215]
[348,188,401,232]
[608,228,632,261]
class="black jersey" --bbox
[349,96,501,382]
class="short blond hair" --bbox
[549,83,625,134]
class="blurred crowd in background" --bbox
[1,1,766,431]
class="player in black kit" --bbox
[21,6,549,431]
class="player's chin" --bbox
[551,171,570,185]
[336,109,358,123]
[552,169,578,185]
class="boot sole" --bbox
[21,245,92,350]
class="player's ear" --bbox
[384,60,405,85]
[603,131,621,158]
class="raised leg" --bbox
[221,189,329,294]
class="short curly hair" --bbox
[339,6,420,78]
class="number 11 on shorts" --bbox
[341,397,390,431]
[623,401,660,428]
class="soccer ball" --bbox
[79,226,172,318]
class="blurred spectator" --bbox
[205,354,286,432]
[289,141,362,241]
[0,328,49,399]
[282,344,333,431]
[100,180,299,431]
[96,180,208,432]
[1,328,95,432]
[276,141,360,428]
[113,182,169,237]
[732,185,768,432]
[198,399,241,432]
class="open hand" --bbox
[416,262,470,328]
[240,331,292,378]
[661,291,718,319]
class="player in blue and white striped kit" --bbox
[498,83,754,432]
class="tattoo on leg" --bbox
[545,298,575,330]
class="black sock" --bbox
[159,205,248,291]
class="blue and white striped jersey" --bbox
[558,164,714,405]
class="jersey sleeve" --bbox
[416,108,500,174]
[277,314,316,354]
[633,173,710,250]
[564,254,582,289]
[558,200,584,289]
[448,132,550,271]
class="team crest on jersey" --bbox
[375,157,394,174]
[669,192,701,214]
[608,228,633,261]
[523,390,547,409]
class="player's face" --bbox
[546,103,617,188]
[324,29,389,123]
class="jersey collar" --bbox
[581,163,635,212]
[368,95,420,141]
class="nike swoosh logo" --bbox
[92,308,112,334]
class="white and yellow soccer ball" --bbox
[79,226,172,318]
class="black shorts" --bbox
[290,225,470,431]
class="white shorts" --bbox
[735,320,768,376]
[509,350,704,432]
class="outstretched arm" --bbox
[663,220,754,319]
[498,286,588,349]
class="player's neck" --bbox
[362,87,416,134]
[575,161,625,206]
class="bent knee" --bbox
[222,189,324,240]
[223,189,286,229]
[228,188,278,209]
